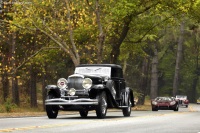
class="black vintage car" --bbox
[45,64,134,119]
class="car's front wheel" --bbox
[174,105,179,111]
[46,94,59,119]
[152,108,158,111]
[122,95,132,117]
[96,91,107,119]
[79,110,88,118]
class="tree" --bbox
[138,57,150,104]
[108,0,161,64]
[150,42,159,99]
[10,0,87,66]
[11,32,19,105]
[173,20,185,96]
[0,0,199,108]
[86,0,105,63]
[0,26,10,102]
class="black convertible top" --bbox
[76,64,122,69]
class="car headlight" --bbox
[152,101,157,105]
[57,78,68,89]
[68,88,76,96]
[170,101,176,105]
[104,76,109,82]
[82,78,92,89]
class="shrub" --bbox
[4,98,17,112]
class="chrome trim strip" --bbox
[69,74,84,78]
[45,102,98,105]
[45,98,98,105]
[118,106,129,108]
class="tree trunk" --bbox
[1,51,9,102]
[95,0,105,63]
[11,32,19,105]
[2,70,9,102]
[173,21,184,96]
[191,75,198,102]
[110,15,132,64]
[65,0,80,66]
[138,58,150,105]
[30,65,37,108]
[42,64,47,110]
[150,43,158,99]
[12,77,19,105]
[122,56,128,74]
[190,26,199,103]
[29,30,39,108]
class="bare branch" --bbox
[65,0,80,66]
[0,19,36,31]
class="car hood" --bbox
[156,100,171,103]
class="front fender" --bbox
[45,85,58,90]
[106,80,116,99]
[125,87,134,107]
[45,85,60,97]
[92,84,106,89]
[92,81,117,108]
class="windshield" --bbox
[155,97,172,101]
[74,67,111,77]
[176,95,187,99]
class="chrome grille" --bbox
[68,77,84,90]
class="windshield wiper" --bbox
[94,68,101,71]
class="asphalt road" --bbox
[0,104,200,133]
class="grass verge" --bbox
[0,100,151,118]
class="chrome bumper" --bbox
[45,98,98,105]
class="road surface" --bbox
[0,104,200,133]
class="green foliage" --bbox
[133,91,145,100]
[2,98,17,113]
[1,0,200,109]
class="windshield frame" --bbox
[74,66,111,77]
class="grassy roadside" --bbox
[0,100,151,118]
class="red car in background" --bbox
[175,95,189,108]
[151,97,179,111]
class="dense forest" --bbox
[1,0,200,111]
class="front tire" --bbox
[152,108,158,111]
[174,105,179,111]
[79,110,88,118]
[46,94,59,119]
[96,91,107,119]
[122,95,132,117]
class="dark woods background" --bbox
[0,0,200,111]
